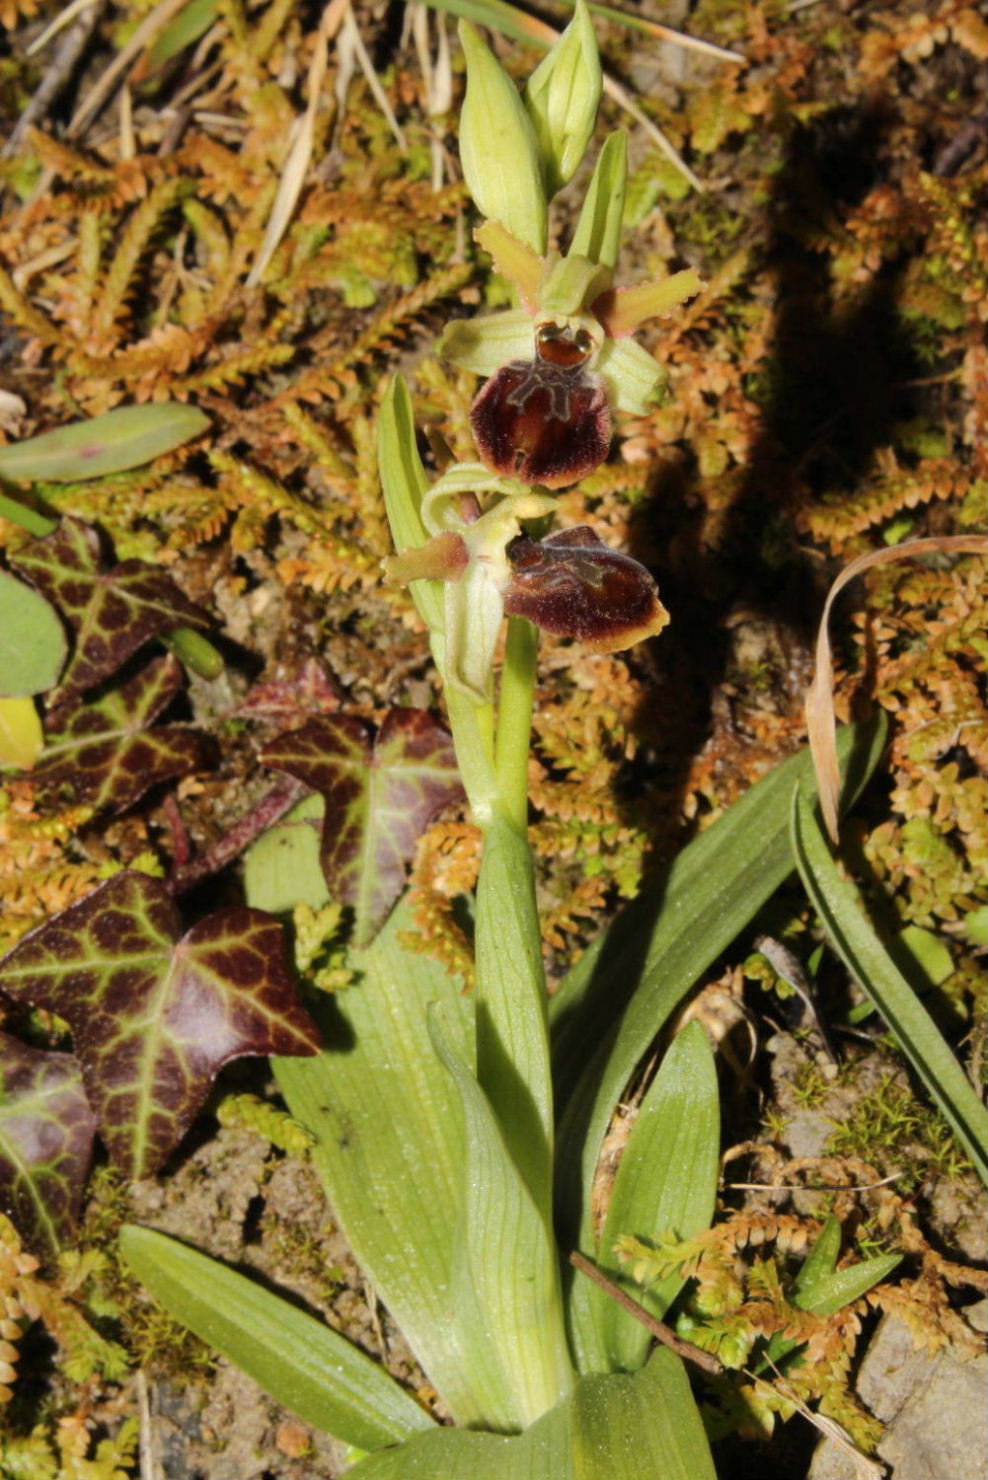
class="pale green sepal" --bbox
[595,335,663,415]
[791,788,988,1185]
[437,309,533,376]
[429,1004,574,1430]
[524,0,602,197]
[569,130,628,270]
[573,1021,719,1375]
[346,1349,716,1480]
[539,253,612,321]
[597,268,703,337]
[378,377,443,634]
[458,22,547,254]
[119,1226,434,1452]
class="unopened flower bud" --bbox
[524,0,602,197]
[458,23,547,254]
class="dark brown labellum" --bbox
[470,355,611,490]
[503,527,669,651]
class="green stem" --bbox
[495,616,539,833]
[0,491,56,537]
[442,680,499,829]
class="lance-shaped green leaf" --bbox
[574,1021,720,1375]
[429,1005,573,1429]
[0,873,320,1178]
[524,0,601,196]
[346,1347,716,1479]
[0,569,67,698]
[119,1225,435,1452]
[791,788,988,1184]
[458,21,547,254]
[378,376,444,636]
[35,655,214,815]
[0,1033,96,1263]
[271,899,487,1426]
[0,404,209,483]
[552,719,889,1366]
[262,710,464,947]
[10,518,211,701]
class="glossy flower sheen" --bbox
[503,526,668,650]
[471,324,611,489]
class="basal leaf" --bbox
[120,1225,435,1452]
[10,517,211,701]
[574,1021,720,1375]
[0,873,320,1177]
[35,655,214,814]
[347,1347,716,1480]
[0,1033,96,1263]
[0,569,67,697]
[262,710,463,946]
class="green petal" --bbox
[569,131,628,271]
[437,310,534,376]
[595,337,664,415]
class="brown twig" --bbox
[568,1249,723,1376]
[167,777,309,896]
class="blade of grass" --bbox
[790,788,988,1185]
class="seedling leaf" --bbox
[35,655,214,814]
[262,710,463,946]
[0,696,44,770]
[0,873,320,1177]
[0,404,209,483]
[10,517,211,701]
[0,1033,96,1262]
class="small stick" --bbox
[568,1249,723,1377]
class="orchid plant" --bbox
[115,10,898,1477]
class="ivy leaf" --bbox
[262,710,464,946]
[0,1032,97,1263]
[10,517,211,701]
[0,873,321,1178]
[35,655,214,814]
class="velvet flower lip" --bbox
[384,462,668,701]
[438,215,702,489]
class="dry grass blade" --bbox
[245,0,349,289]
[66,0,193,138]
[805,535,988,843]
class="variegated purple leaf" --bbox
[36,655,214,814]
[0,874,320,1178]
[262,710,464,946]
[10,517,211,701]
[0,1032,97,1262]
